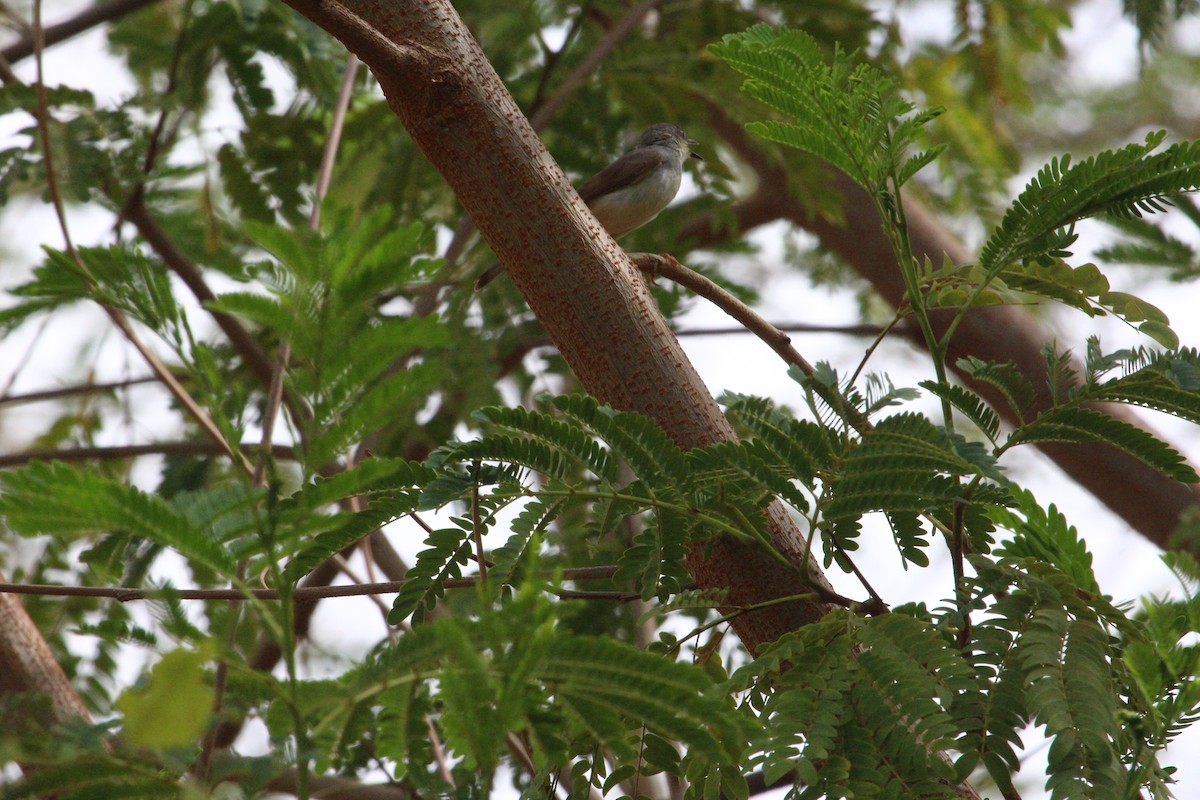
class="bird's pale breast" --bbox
[586,151,683,238]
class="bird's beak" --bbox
[687,139,703,160]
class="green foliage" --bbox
[115,646,215,749]
[0,462,240,579]
[300,587,751,798]
[956,555,1168,800]
[210,207,447,467]
[733,612,971,799]
[710,26,944,196]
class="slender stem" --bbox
[309,55,360,229]
[0,565,622,602]
[0,374,163,405]
[30,0,254,477]
[952,497,970,651]
[845,309,906,389]
[471,461,488,583]
[1,0,161,65]
[426,713,457,787]
[0,441,296,468]
[631,253,872,434]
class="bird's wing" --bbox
[576,148,668,205]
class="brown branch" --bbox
[633,253,871,433]
[0,441,298,468]
[279,0,840,662]
[0,374,163,405]
[122,197,283,395]
[0,566,621,602]
[0,586,92,728]
[438,0,660,274]
[677,322,890,338]
[1,0,161,65]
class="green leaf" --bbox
[0,462,238,577]
[116,647,214,749]
[990,488,1100,594]
[1009,406,1197,482]
[981,133,1200,277]
[957,357,1037,423]
[1139,320,1180,349]
[711,26,941,194]
[918,380,1002,441]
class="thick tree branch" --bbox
[278,0,840,656]
[0,587,92,729]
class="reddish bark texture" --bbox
[280,0,838,651]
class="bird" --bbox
[474,123,702,290]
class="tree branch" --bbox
[1,0,161,65]
[279,0,840,658]
[0,441,297,468]
[0,374,162,405]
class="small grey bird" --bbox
[475,123,702,289]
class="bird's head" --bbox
[637,123,703,162]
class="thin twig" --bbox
[678,322,889,338]
[0,374,165,406]
[0,441,296,468]
[1,0,160,65]
[426,712,457,787]
[309,54,360,229]
[0,566,622,602]
[0,315,51,397]
[471,460,488,583]
[631,253,872,433]
[119,0,194,221]
[527,0,661,130]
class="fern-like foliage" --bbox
[721,392,840,488]
[993,343,1200,483]
[732,612,972,799]
[976,133,1200,346]
[308,588,752,799]
[821,412,997,568]
[0,462,239,580]
[1123,552,1200,796]
[710,26,943,196]
[208,207,446,467]
[981,133,1200,274]
[1097,198,1200,281]
[959,556,1162,800]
